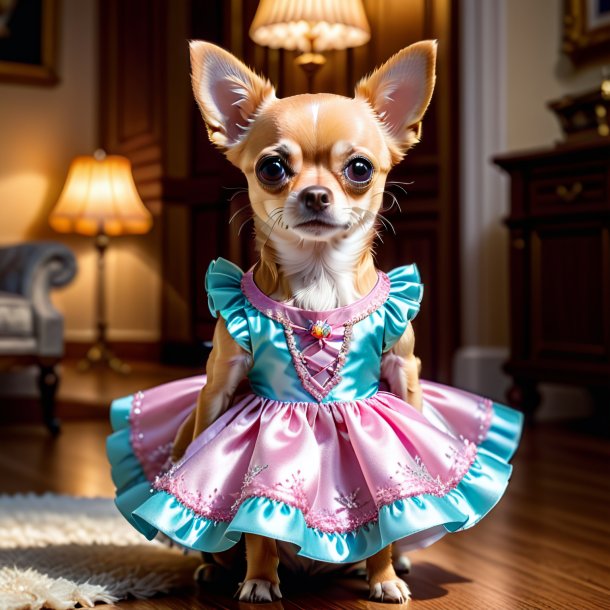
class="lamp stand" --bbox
[295,52,326,93]
[77,232,131,374]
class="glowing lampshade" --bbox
[50,152,152,237]
[250,0,371,53]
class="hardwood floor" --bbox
[0,359,202,424]
[1,397,609,608]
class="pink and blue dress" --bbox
[107,258,522,563]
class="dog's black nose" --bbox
[299,186,333,212]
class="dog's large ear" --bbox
[355,40,437,159]
[190,41,275,150]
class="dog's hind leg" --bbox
[392,545,412,575]
[237,533,282,603]
[195,541,246,584]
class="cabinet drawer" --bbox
[528,165,608,214]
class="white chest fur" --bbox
[271,228,371,310]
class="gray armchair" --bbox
[0,242,77,434]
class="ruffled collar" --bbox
[240,269,391,327]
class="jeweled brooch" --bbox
[309,320,332,339]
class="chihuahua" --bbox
[172,39,437,604]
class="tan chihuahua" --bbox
[173,40,436,604]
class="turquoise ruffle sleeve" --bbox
[382,264,424,352]
[205,258,251,353]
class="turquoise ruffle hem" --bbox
[107,393,522,563]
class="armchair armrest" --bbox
[0,242,77,357]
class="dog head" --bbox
[190,41,436,248]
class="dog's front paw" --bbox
[369,579,410,604]
[236,579,282,603]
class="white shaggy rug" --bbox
[0,494,202,610]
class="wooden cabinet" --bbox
[494,140,610,415]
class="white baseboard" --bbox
[452,346,511,403]
[452,346,594,421]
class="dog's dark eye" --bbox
[256,156,288,187]
[344,157,374,186]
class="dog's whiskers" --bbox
[367,189,403,214]
[382,191,402,213]
[261,215,284,249]
[237,217,254,236]
[386,180,414,187]
[343,207,368,231]
[258,206,286,246]
[384,180,414,211]
[229,204,253,225]
[376,212,396,235]
[386,183,409,197]
[352,205,396,236]
[228,190,249,203]
[267,208,286,229]
[223,186,250,203]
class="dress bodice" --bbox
[206,258,423,403]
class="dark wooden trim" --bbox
[160,340,212,368]
[506,210,610,227]
[505,358,610,387]
[494,139,610,168]
[0,396,108,423]
[435,0,461,382]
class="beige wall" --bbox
[0,0,161,343]
[506,0,604,151]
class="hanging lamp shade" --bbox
[50,151,152,237]
[249,0,371,53]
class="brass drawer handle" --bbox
[555,181,583,202]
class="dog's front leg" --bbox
[367,545,410,603]
[380,322,423,411]
[236,533,281,603]
[172,318,252,461]
[378,323,422,599]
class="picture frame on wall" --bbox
[563,0,610,63]
[0,0,58,85]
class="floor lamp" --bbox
[49,150,152,374]
[249,0,371,92]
